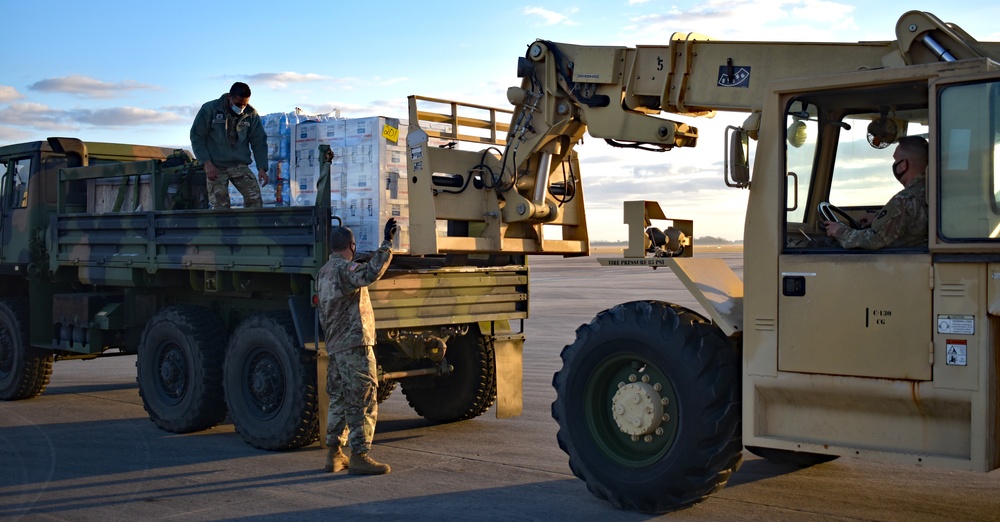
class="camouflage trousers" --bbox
[207,165,262,208]
[326,345,378,454]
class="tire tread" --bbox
[0,298,53,401]
[552,300,742,514]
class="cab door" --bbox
[0,155,33,266]
[778,100,933,381]
[777,253,932,380]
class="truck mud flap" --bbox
[493,332,524,418]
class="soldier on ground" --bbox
[825,135,928,249]
[189,81,269,208]
[317,219,399,475]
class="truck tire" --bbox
[137,306,227,433]
[0,298,53,400]
[224,311,318,450]
[745,446,839,467]
[551,301,742,514]
[401,324,496,422]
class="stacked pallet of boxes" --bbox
[292,117,410,252]
[226,110,337,207]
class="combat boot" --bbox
[348,452,391,475]
[324,446,350,473]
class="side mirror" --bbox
[724,126,750,188]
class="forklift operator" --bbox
[824,136,928,249]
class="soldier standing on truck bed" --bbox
[317,218,399,475]
[189,81,269,208]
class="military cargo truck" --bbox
[0,135,528,450]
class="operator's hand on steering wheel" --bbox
[857,211,877,228]
[818,202,863,229]
[824,220,847,238]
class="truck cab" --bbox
[0,139,176,278]
[738,56,1000,472]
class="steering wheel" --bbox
[818,202,862,229]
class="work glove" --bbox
[383,217,398,243]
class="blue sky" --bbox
[2,1,999,241]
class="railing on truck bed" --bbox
[48,159,327,284]
[47,148,528,329]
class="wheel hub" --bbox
[158,347,186,399]
[246,353,283,414]
[611,381,664,437]
[252,361,276,396]
[160,356,179,382]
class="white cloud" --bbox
[0,102,74,130]
[625,0,857,42]
[246,72,331,89]
[28,75,158,98]
[523,6,576,26]
[0,125,31,142]
[71,107,184,126]
[0,86,23,103]
[0,102,184,131]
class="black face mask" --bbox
[892,159,906,181]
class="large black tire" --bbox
[551,301,742,514]
[745,446,839,467]
[137,305,227,433]
[0,298,53,400]
[401,324,496,422]
[224,311,318,450]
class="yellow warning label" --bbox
[382,124,399,143]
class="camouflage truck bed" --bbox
[48,157,528,333]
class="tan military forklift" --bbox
[405,10,1000,514]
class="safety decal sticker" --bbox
[409,146,423,171]
[717,66,751,88]
[937,314,974,335]
[945,339,967,366]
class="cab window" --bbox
[938,79,1000,240]
[783,81,929,251]
[0,157,31,210]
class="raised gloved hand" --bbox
[383,217,398,242]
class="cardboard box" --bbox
[292,115,410,252]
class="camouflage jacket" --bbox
[834,175,927,249]
[317,240,393,353]
[189,94,268,171]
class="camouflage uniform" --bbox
[189,94,268,208]
[207,165,262,209]
[317,239,392,453]
[834,175,927,249]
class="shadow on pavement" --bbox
[45,381,139,395]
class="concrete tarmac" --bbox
[2,250,999,520]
